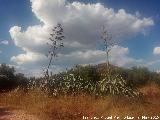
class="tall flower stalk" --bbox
[101,26,114,80]
[99,26,139,98]
[41,23,65,93]
[45,23,65,77]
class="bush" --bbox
[0,63,28,92]
[0,64,17,91]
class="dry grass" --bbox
[0,83,160,120]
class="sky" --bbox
[0,0,160,76]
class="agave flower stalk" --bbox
[46,23,65,77]
[100,26,114,87]
[42,23,65,93]
[99,26,139,98]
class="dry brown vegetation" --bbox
[0,83,160,120]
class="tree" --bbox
[0,64,17,91]
[127,67,150,87]
[15,73,28,90]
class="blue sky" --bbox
[0,0,39,63]
[70,0,160,59]
[0,0,160,76]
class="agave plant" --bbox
[41,23,65,94]
[98,26,139,98]
[61,73,84,95]
[27,79,37,90]
[39,25,140,98]
[98,74,139,98]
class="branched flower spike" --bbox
[98,26,139,98]
[41,23,65,94]
[46,23,65,77]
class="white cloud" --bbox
[153,47,160,55]
[11,52,46,65]
[0,40,9,45]
[9,0,154,76]
[10,45,143,76]
[146,60,160,66]
[110,45,143,67]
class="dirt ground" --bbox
[0,106,39,120]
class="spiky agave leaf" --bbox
[98,74,140,98]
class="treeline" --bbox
[0,63,160,93]
[0,63,28,92]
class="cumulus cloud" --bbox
[9,0,154,76]
[153,47,160,55]
[10,45,143,76]
[0,40,9,45]
[11,52,46,65]
[110,45,143,67]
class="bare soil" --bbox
[0,106,39,120]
